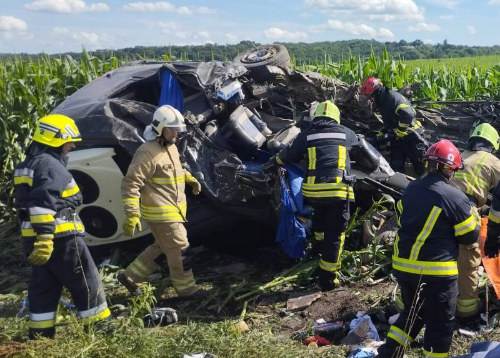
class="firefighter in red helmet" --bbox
[377,140,478,358]
[361,77,428,176]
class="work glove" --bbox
[479,205,490,217]
[484,236,500,258]
[394,128,408,138]
[123,214,142,237]
[185,172,201,195]
[28,234,54,265]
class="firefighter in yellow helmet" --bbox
[451,122,500,325]
[118,105,203,298]
[14,114,110,339]
[264,100,359,291]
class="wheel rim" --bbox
[242,47,276,63]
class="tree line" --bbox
[2,39,500,63]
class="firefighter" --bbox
[264,100,358,291]
[117,105,203,298]
[360,77,427,176]
[14,114,110,339]
[377,140,478,358]
[451,123,500,323]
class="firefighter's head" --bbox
[313,100,341,124]
[151,105,186,145]
[360,77,382,101]
[33,114,82,154]
[468,122,499,152]
[423,139,463,182]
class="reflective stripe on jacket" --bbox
[393,172,478,279]
[121,140,188,222]
[451,150,500,208]
[14,151,84,239]
[276,117,358,202]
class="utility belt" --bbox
[307,168,345,179]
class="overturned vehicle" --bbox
[53,45,500,255]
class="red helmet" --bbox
[423,139,463,170]
[361,77,382,97]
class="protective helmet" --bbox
[151,105,186,136]
[469,123,499,151]
[313,100,340,123]
[33,114,82,147]
[361,77,382,97]
[423,139,463,170]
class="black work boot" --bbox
[318,270,339,292]
[117,272,142,297]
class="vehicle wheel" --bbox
[233,44,291,69]
[233,44,291,82]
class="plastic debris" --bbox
[144,307,178,327]
[183,354,216,358]
[348,347,377,358]
[313,319,343,335]
[304,335,331,347]
[388,313,400,325]
[287,292,323,311]
[341,312,380,345]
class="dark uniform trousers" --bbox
[391,134,426,176]
[24,235,108,339]
[377,277,458,358]
[312,200,347,275]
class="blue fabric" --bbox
[348,312,380,341]
[275,176,306,259]
[347,349,375,358]
[452,341,500,358]
[158,70,184,113]
[283,164,313,217]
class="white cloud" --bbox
[50,27,114,49]
[467,25,476,34]
[304,0,425,22]
[263,27,308,40]
[196,30,210,39]
[408,22,440,32]
[177,6,192,15]
[196,6,216,14]
[225,33,238,41]
[310,20,392,38]
[0,16,28,31]
[423,39,437,44]
[25,0,109,13]
[157,21,178,30]
[488,0,500,5]
[123,1,174,12]
[440,15,453,20]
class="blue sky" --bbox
[0,0,499,54]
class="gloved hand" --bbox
[28,234,54,265]
[394,128,408,138]
[484,236,500,258]
[185,172,201,195]
[479,205,490,217]
[123,214,142,237]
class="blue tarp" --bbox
[284,164,312,217]
[452,341,500,358]
[158,70,184,113]
[275,176,306,259]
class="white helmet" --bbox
[151,105,186,136]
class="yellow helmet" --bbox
[33,114,82,147]
[313,100,340,124]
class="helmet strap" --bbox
[157,137,173,148]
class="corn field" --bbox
[2,49,500,223]
[0,52,120,225]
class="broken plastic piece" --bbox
[217,80,244,101]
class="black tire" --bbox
[233,44,291,69]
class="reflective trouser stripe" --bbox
[171,276,196,291]
[423,349,448,357]
[319,258,341,272]
[457,298,478,314]
[80,302,111,325]
[128,258,155,280]
[29,311,56,329]
[386,325,414,347]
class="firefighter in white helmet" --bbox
[117,105,203,298]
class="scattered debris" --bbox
[286,292,323,311]
[304,335,331,347]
